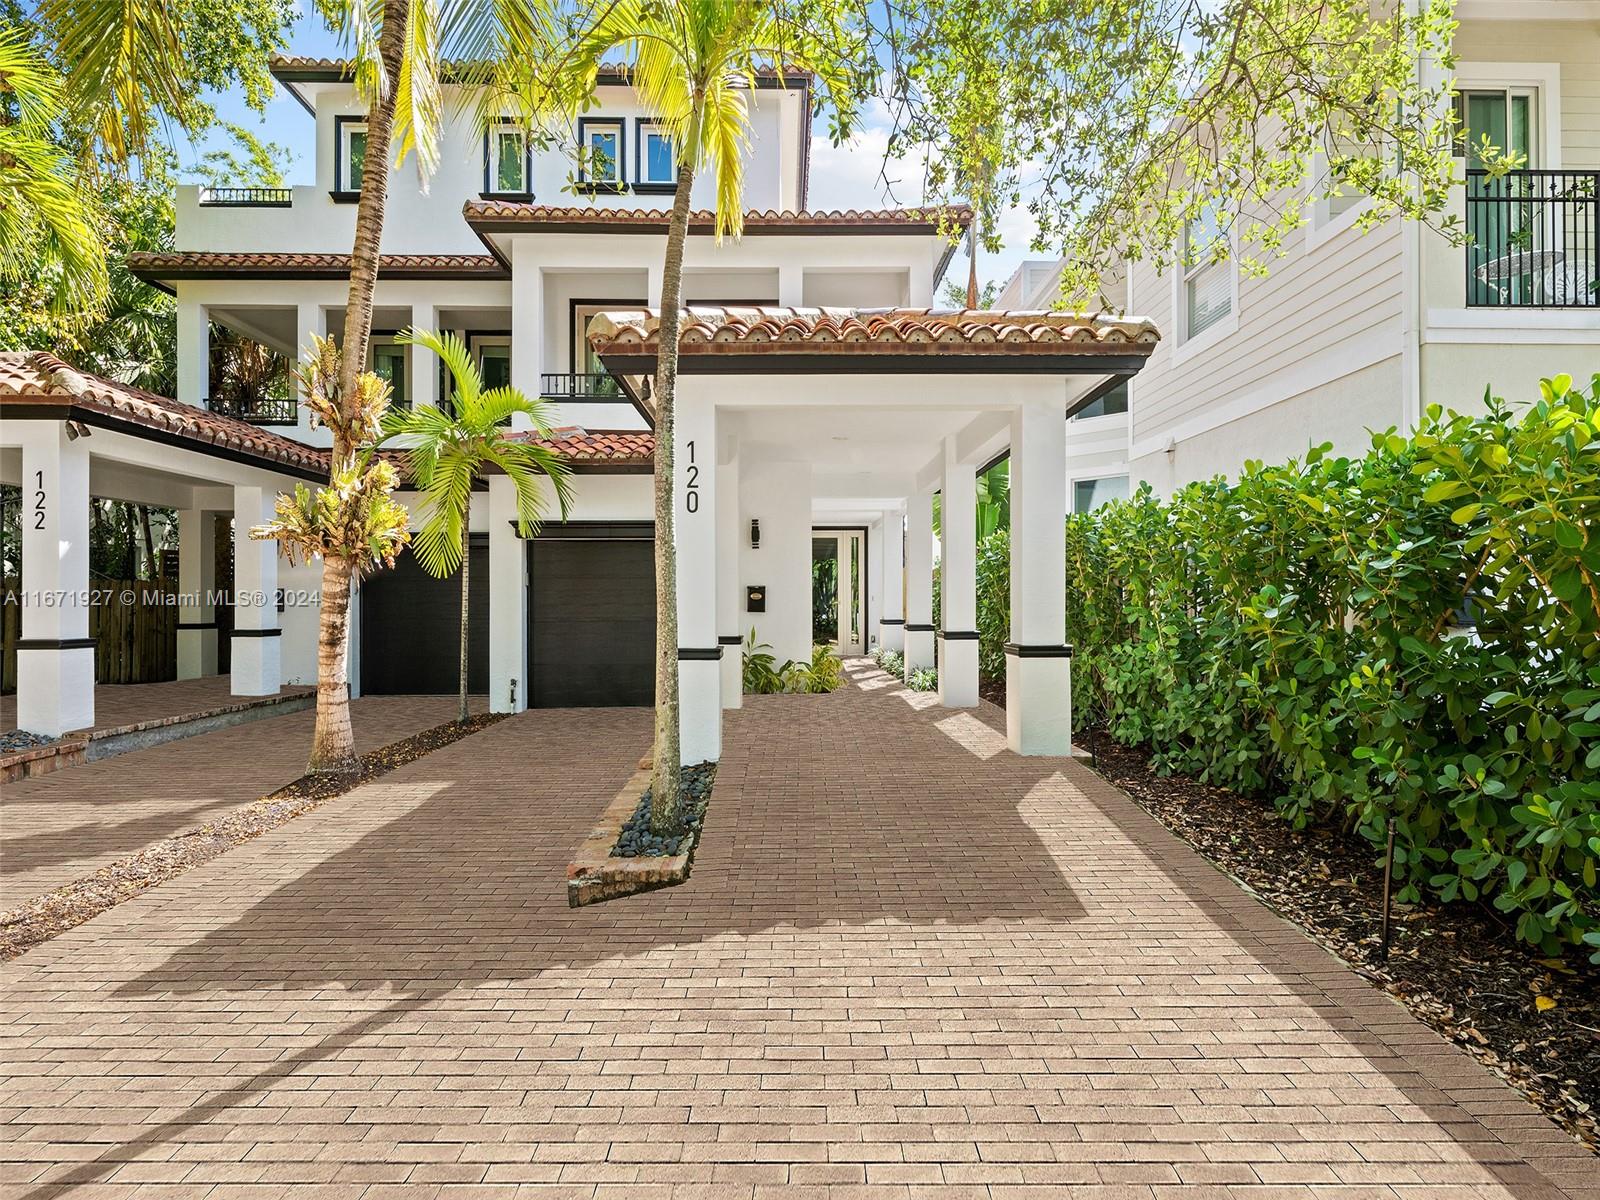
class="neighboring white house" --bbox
[1003,0,1600,501]
[3,55,1159,761]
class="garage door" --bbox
[360,540,489,694]
[531,532,654,707]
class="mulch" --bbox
[1076,727,1600,1155]
[0,712,506,962]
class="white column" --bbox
[777,264,804,307]
[675,390,721,763]
[878,504,905,652]
[510,242,542,430]
[716,441,742,709]
[176,300,208,408]
[937,439,979,708]
[488,474,528,711]
[1006,398,1072,753]
[294,303,321,442]
[176,507,218,678]
[903,488,935,678]
[230,485,281,696]
[410,300,440,410]
[16,422,94,736]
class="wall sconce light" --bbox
[750,518,761,549]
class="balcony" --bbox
[197,186,293,208]
[1465,169,1598,308]
[206,394,298,426]
[540,371,628,401]
[207,337,298,426]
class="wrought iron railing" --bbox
[207,395,299,426]
[1465,168,1598,308]
[540,371,627,400]
[198,186,294,207]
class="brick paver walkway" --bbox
[0,663,1591,1198]
[1,678,310,736]
[1,696,483,903]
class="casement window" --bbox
[1180,206,1234,343]
[370,339,408,408]
[1073,380,1129,421]
[485,122,531,195]
[635,120,678,189]
[1073,475,1129,513]
[1454,87,1538,169]
[578,119,624,187]
[336,118,369,194]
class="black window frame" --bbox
[332,114,369,201]
[482,120,535,198]
[632,118,678,194]
[576,117,627,193]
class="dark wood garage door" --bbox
[531,535,654,707]
[360,540,489,694]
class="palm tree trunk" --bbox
[138,506,156,579]
[457,510,470,725]
[647,157,697,834]
[310,555,357,771]
[307,0,408,773]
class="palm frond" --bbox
[399,327,481,415]
[411,447,476,576]
[391,0,444,182]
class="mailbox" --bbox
[746,585,766,613]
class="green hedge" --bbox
[977,375,1600,959]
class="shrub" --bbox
[978,374,1600,959]
[787,645,845,693]
[874,647,905,676]
[909,667,938,692]
[742,628,786,694]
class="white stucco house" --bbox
[1,55,1159,762]
[1000,0,1600,501]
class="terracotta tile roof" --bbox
[586,306,1161,357]
[269,56,810,85]
[0,352,327,478]
[464,202,972,235]
[510,428,654,465]
[127,251,507,286]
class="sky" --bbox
[192,11,1046,297]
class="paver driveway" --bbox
[0,661,1592,1199]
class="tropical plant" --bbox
[787,644,844,694]
[908,667,938,693]
[742,627,786,695]
[382,329,574,723]
[872,646,903,677]
[250,335,411,768]
[513,0,863,833]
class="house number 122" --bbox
[33,469,46,530]
[684,440,700,513]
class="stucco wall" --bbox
[738,457,812,666]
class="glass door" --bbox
[812,530,865,655]
[1459,87,1541,304]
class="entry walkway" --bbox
[1,677,310,738]
[0,668,1590,1197]
[1,695,480,903]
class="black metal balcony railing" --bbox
[198,186,293,207]
[207,395,299,426]
[1466,168,1598,308]
[540,371,628,401]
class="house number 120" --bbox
[684,440,700,513]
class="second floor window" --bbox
[487,123,529,194]
[1181,206,1233,342]
[638,121,677,186]
[338,119,368,193]
[580,120,623,186]
[371,340,408,408]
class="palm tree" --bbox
[382,330,574,724]
[0,29,107,312]
[512,0,855,832]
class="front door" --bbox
[812,529,866,656]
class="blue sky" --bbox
[191,11,1041,295]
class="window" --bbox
[636,120,677,188]
[1074,380,1129,420]
[486,122,530,195]
[1454,88,1537,169]
[336,118,368,194]
[579,119,623,187]
[1073,475,1129,513]
[1181,206,1233,342]
[471,335,512,391]
[370,341,408,408]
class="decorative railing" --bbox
[540,371,627,400]
[1465,168,1598,308]
[197,186,293,207]
[207,395,299,426]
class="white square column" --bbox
[903,489,936,678]
[675,391,721,764]
[937,439,979,708]
[1006,398,1072,754]
[230,485,281,696]
[16,422,95,736]
[509,244,542,430]
[175,300,209,407]
[878,504,905,652]
[410,301,440,410]
[488,475,528,711]
[176,507,219,678]
[294,304,322,443]
[715,441,742,710]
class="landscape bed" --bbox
[567,761,716,907]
